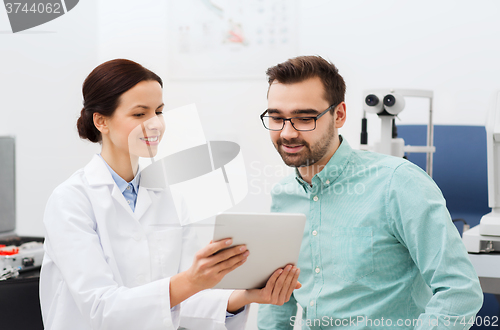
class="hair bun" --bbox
[77,107,100,143]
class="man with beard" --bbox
[257,56,483,330]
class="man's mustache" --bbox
[277,138,309,148]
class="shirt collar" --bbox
[295,135,353,188]
[98,154,140,194]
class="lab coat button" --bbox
[310,300,315,306]
[315,267,320,274]
[133,234,141,241]
[312,230,318,236]
[313,196,319,202]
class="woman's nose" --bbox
[144,114,164,131]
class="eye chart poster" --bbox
[167,0,299,80]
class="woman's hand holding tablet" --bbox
[169,238,249,307]
[227,264,302,313]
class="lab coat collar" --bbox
[97,154,140,195]
[85,154,164,191]
[85,154,116,187]
[84,154,159,221]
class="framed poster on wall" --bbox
[167,0,299,80]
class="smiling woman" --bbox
[40,59,300,330]
[77,60,165,182]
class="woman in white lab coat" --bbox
[40,59,300,330]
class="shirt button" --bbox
[325,180,330,185]
[126,185,131,190]
[310,300,315,306]
[127,200,131,204]
[313,196,319,202]
[312,230,318,236]
[315,267,321,274]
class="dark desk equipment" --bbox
[0,268,43,329]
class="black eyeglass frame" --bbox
[260,103,338,131]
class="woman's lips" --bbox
[282,144,304,153]
[140,136,159,146]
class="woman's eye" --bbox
[156,111,163,115]
[133,113,145,117]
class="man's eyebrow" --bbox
[291,109,320,115]
[266,109,320,116]
[266,109,281,115]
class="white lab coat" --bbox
[40,155,249,330]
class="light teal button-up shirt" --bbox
[258,137,483,330]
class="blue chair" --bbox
[398,124,498,330]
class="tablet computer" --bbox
[212,212,306,290]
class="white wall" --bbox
[0,0,99,236]
[2,0,500,328]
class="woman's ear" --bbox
[93,113,109,135]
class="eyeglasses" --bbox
[260,104,337,131]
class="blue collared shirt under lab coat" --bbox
[98,154,140,212]
[257,137,483,330]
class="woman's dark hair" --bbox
[266,55,345,113]
[77,59,163,143]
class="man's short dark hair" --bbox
[266,55,346,111]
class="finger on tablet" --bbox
[212,244,247,263]
[271,265,292,300]
[198,238,232,258]
[283,267,300,302]
[262,268,283,295]
[277,266,296,304]
[219,252,249,276]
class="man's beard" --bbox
[274,122,336,167]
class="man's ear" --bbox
[334,102,347,128]
[93,113,109,135]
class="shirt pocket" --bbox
[332,226,374,283]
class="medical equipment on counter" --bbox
[0,265,19,281]
[463,91,500,253]
[360,89,436,177]
[0,240,44,272]
[0,136,16,237]
[0,136,44,274]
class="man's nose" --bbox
[280,120,299,140]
